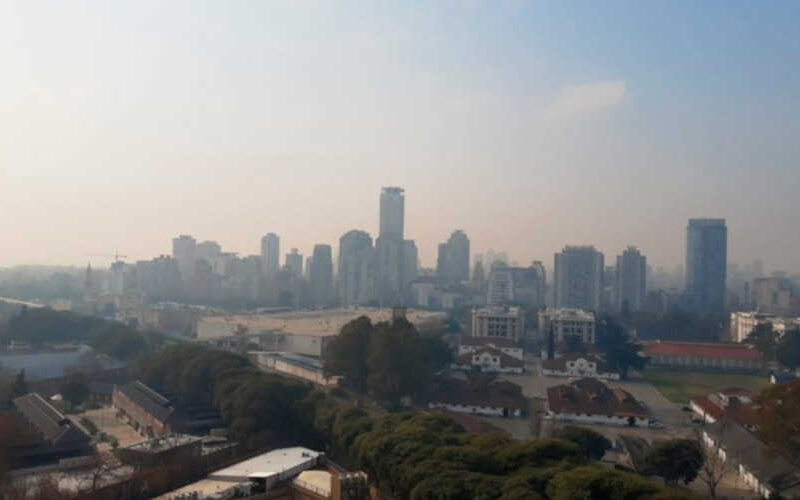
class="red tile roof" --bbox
[547,378,648,419]
[644,341,762,361]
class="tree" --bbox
[776,327,800,369]
[643,439,704,485]
[553,426,612,461]
[546,466,660,500]
[756,378,800,458]
[60,375,90,408]
[745,321,778,361]
[322,316,373,393]
[597,316,648,379]
[11,369,27,397]
[696,420,733,500]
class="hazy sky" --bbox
[1,1,799,271]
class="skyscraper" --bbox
[403,239,419,287]
[172,234,197,283]
[261,233,280,278]
[285,248,303,277]
[338,230,374,306]
[554,246,604,311]
[310,244,333,305]
[376,187,405,305]
[436,230,470,284]
[487,261,546,307]
[616,247,647,312]
[685,218,727,311]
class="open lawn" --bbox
[643,369,770,404]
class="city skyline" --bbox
[2,2,799,272]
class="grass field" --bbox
[643,369,770,404]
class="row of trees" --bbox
[321,316,452,404]
[746,322,800,369]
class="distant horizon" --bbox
[2,2,798,272]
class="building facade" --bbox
[615,247,647,312]
[376,187,405,305]
[436,230,470,285]
[261,233,280,278]
[338,230,374,307]
[685,218,727,312]
[471,306,524,341]
[554,246,604,311]
[310,244,333,306]
[538,308,596,344]
[285,248,303,277]
[487,262,546,308]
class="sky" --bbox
[1,1,799,272]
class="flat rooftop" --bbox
[208,446,320,482]
[198,307,446,339]
[127,434,201,453]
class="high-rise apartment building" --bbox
[285,248,303,277]
[487,261,546,308]
[261,233,280,278]
[436,230,470,284]
[376,187,405,305]
[338,230,374,306]
[404,240,419,288]
[685,219,727,312]
[310,244,333,305]
[615,247,647,312]
[554,246,604,311]
[172,235,197,283]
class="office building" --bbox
[338,230,374,306]
[376,187,405,305]
[748,277,794,314]
[685,218,727,312]
[538,308,596,345]
[285,248,303,277]
[404,239,419,287]
[261,233,280,278]
[471,306,525,341]
[172,235,197,282]
[436,230,470,284]
[616,247,647,312]
[310,244,333,305]
[554,246,604,311]
[487,262,546,308]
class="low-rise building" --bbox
[113,381,177,437]
[541,353,620,380]
[458,336,523,360]
[428,376,527,418]
[689,388,757,428]
[471,306,524,341]
[643,341,764,372]
[546,378,651,427]
[155,447,369,500]
[117,434,203,469]
[455,346,524,374]
[703,420,800,499]
[10,393,93,468]
[250,351,342,387]
[538,308,596,344]
[730,311,800,343]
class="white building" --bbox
[471,306,524,341]
[538,308,596,344]
[541,353,619,380]
[458,336,523,360]
[730,311,800,343]
[455,346,523,374]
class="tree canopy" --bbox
[597,315,648,379]
[643,439,704,486]
[323,316,452,405]
[552,426,612,461]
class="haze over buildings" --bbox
[1,2,799,272]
